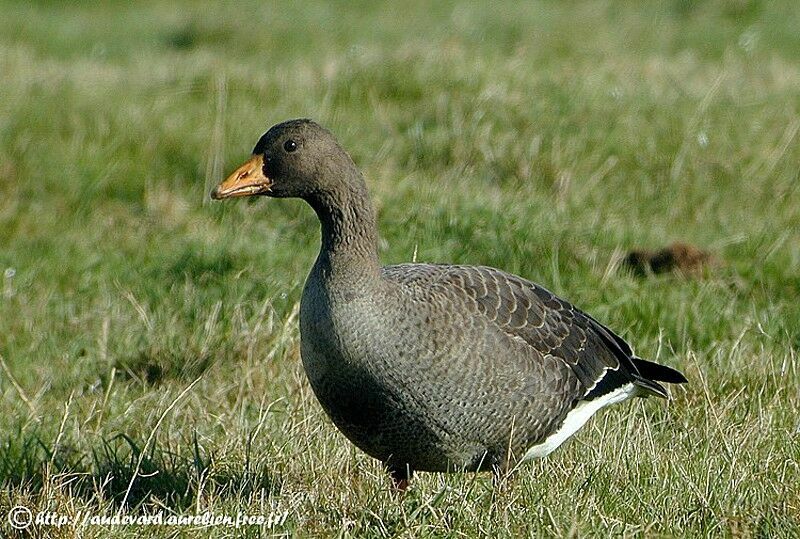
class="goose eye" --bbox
[283,139,297,153]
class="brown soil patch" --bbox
[623,242,717,277]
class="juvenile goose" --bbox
[212,119,687,490]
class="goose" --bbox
[211,119,687,490]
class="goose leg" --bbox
[388,464,413,492]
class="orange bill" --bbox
[211,154,271,199]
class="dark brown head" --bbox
[211,119,361,201]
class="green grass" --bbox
[1,0,799,536]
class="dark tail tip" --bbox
[634,357,688,385]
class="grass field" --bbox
[1,0,799,536]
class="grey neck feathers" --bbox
[307,176,380,284]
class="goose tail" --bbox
[631,357,688,398]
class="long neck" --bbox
[307,179,381,284]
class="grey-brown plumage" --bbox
[212,119,687,488]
